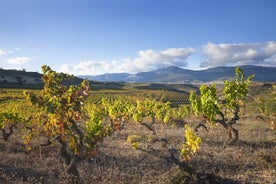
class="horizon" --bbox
[1,64,274,77]
[1,0,276,75]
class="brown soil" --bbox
[0,116,275,184]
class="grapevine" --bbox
[23,65,120,181]
[0,100,33,142]
[0,107,23,141]
[126,98,201,166]
[181,125,202,161]
[257,84,276,131]
[190,67,253,144]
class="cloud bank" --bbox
[5,57,33,65]
[61,41,276,75]
[60,60,116,76]
[131,48,195,72]
[60,47,195,75]
[200,41,276,67]
[0,50,6,56]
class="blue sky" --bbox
[0,0,276,75]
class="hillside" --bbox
[0,69,43,88]
[80,65,276,83]
[0,69,83,89]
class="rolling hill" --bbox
[0,69,83,88]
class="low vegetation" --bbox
[0,66,275,183]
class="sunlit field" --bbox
[0,82,275,184]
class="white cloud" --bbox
[60,47,195,75]
[60,61,116,75]
[200,41,276,68]
[5,57,32,65]
[0,50,6,56]
[131,47,195,72]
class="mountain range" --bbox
[79,65,276,83]
[1,65,276,88]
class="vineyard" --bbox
[88,90,190,106]
[0,66,276,184]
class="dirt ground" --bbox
[0,115,275,184]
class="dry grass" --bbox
[0,115,276,184]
